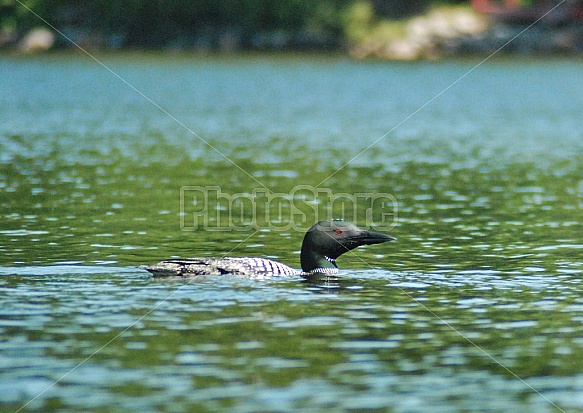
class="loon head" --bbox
[300,219,395,274]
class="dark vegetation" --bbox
[1,0,465,50]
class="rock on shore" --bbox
[349,7,488,60]
[18,28,55,53]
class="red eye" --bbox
[335,229,343,235]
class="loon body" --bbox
[144,257,298,278]
[143,220,394,277]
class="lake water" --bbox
[1,53,583,412]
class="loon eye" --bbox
[334,229,343,235]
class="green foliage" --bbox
[0,0,466,48]
[1,0,46,31]
[1,0,347,43]
[343,1,406,44]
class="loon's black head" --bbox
[300,219,395,273]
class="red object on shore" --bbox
[471,0,521,14]
[471,0,583,23]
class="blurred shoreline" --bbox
[2,3,582,60]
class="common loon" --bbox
[143,220,395,277]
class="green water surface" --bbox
[1,54,583,412]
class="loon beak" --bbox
[354,230,395,245]
[340,229,395,248]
